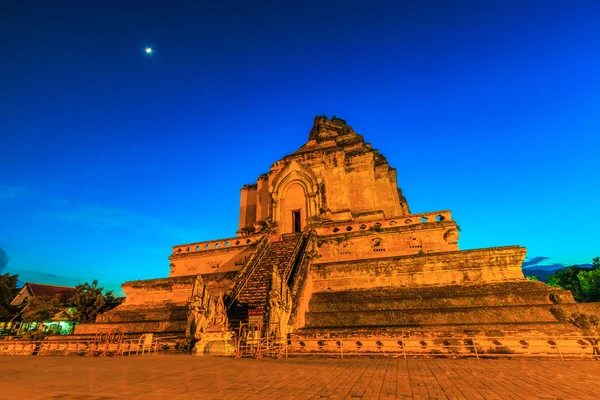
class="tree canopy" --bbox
[547,257,600,302]
[70,280,117,323]
[21,295,61,324]
[0,273,19,320]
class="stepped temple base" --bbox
[76,116,600,351]
[74,273,234,336]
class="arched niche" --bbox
[270,161,321,234]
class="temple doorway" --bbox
[292,210,301,233]
[279,182,306,234]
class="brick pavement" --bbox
[0,356,598,400]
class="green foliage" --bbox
[547,257,600,302]
[21,295,61,323]
[547,265,586,302]
[578,268,600,302]
[0,272,19,320]
[71,280,117,323]
[525,275,539,281]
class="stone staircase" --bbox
[299,281,593,335]
[227,233,306,329]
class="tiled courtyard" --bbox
[0,355,598,400]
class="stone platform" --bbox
[75,272,236,336]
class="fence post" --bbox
[472,339,479,361]
[554,338,564,361]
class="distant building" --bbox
[10,283,76,307]
[1,283,77,336]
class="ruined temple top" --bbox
[290,115,372,160]
[238,115,411,234]
[308,115,353,141]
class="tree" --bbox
[547,266,586,302]
[71,280,117,323]
[547,257,600,302]
[525,275,539,281]
[21,295,61,325]
[578,268,600,302]
[549,293,599,359]
[0,273,19,320]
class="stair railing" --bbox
[287,230,317,328]
[224,235,270,309]
[281,232,309,282]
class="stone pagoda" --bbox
[76,116,596,352]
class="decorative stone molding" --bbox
[269,160,322,233]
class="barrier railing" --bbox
[4,334,598,360]
[0,337,163,357]
[281,232,308,282]
[285,335,600,360]
[172,234,263,255]
[236,322,286,359]
[224,235,271,308]
[313,210,454,236]
[287,231,317,328]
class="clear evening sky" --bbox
[1,1,598,294]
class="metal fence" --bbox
[0,336,163,357]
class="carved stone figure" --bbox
[208,294,229,332]
[187,275,215,341]
[266,266,292,339]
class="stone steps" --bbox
[236,234,303,306]
[308,282,567,312]
[312,280,567,298]
[96,306,188,323]
[304,303,594,328]
[74,320,187,335]
[293,321,582,338]
[227,233,305,330]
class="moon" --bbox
[145,47,153,54]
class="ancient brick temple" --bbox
[76,116,593,344]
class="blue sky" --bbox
[1,1,599,293]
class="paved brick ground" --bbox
[0,356,598,400]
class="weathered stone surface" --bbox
[311,246,527,292]
[307,281,573,312]
[74,272,235,335]
[168,235,261,276]
[80,116,598,341]
[238,116,410,235]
